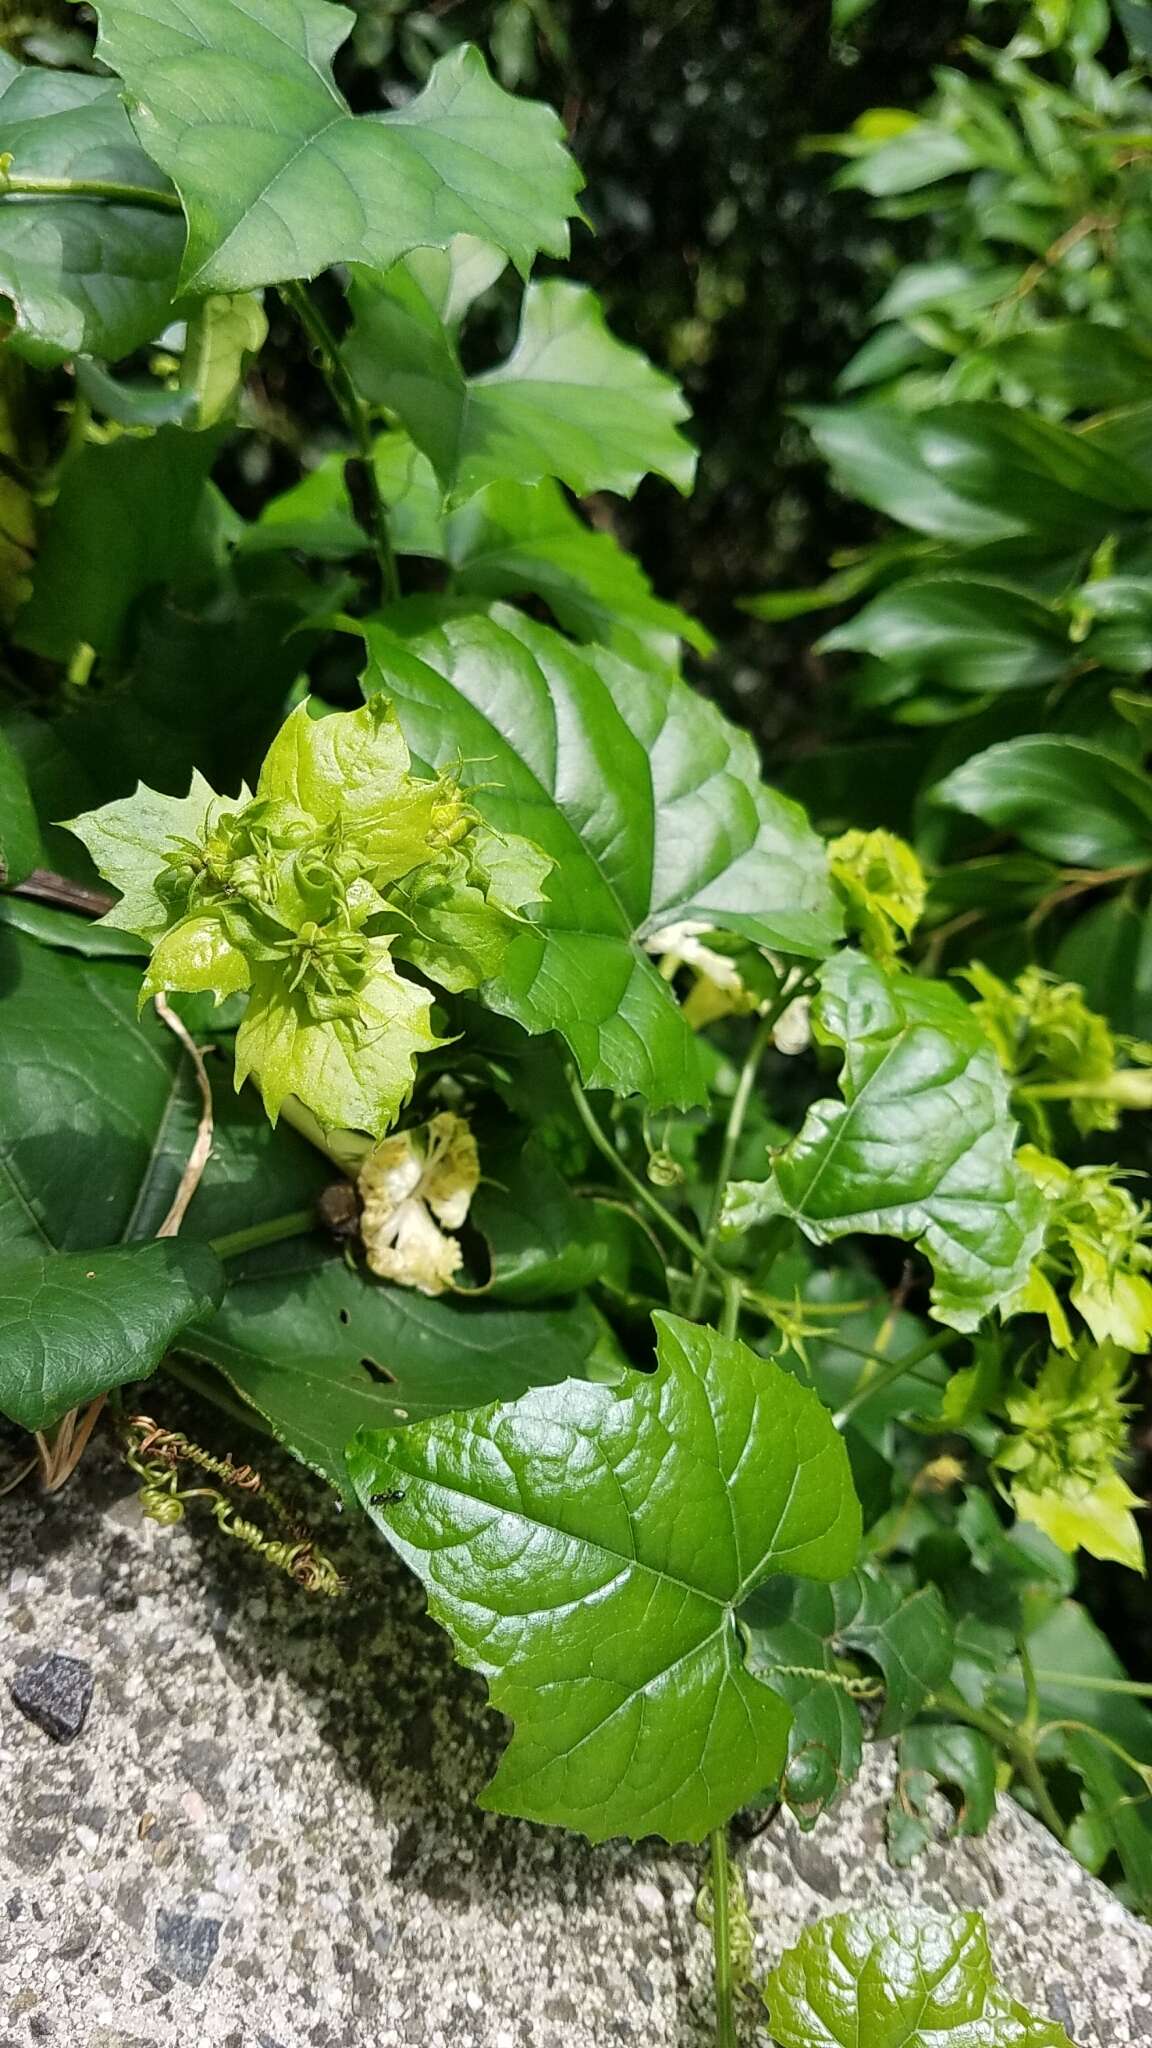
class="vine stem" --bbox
[567,1069,730,1290]
[209,1209,318,1261]
[282,280,400,604]
[687,1009,779,1320]
[0,172,181,212]
[709,1825,738,2048]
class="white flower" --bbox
[358,1112,480,1296]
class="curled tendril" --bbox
[122,1416,344,1597]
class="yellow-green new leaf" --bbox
[349,1313,860,1845]
[235,944,439,1136]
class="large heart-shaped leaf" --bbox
[0,57,184,366]
[763,1908,1072,2047]
[725,952,1047,1331]
[0,1241,223,1431]
[345,269,695,502]
[349,1312,860,1844]
[92,2,582,293]
[362,607,841,1108]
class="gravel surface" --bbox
[1,1420,1150,2046]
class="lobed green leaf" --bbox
[350,1313,861,1844]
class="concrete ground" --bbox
[1,1411,1150,2047]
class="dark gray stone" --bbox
[9,1653,94,1742]
[153,1908,222,1988]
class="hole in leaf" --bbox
[338,1308,350,1326]
[360,1356,397,1386]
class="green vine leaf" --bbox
[763,1908,1074,2047]
[888,1724,998,1867]
[0,56,184,366]
[0,1241,224,1432]
[65,770,232,940]
[92,3,583,293]
[349,1312,861,1844]
[740,1567,954,1825]
[725,951,1048,1331]
[183,1234,602,1494]
[345,269,696,502]
[0,727,45,888]
[363,607,842,1110]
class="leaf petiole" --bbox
[0,170,182,212]
[208,1209,319,1261]
[282,280,400,605]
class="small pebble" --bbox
[154,1906,222,1988]
[9,1653,95,1743]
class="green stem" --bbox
[709,1826,737,2048]
[1033,1669,1152,1698]
[832,1332,955,1428]
[209,1209,318,1261]
[687,1011,778,1320]
[567,1069,729,1288]
[282,280,400,605]
[0,171,181,212]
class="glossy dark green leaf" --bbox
[740,1565,951,1823]
[1117,0,1152,59]
[93,4,582,292]
[726,952,1047,1332]
[821,579,1068,694]
[888,1724,997,1866]
[988,322,1152,413]
[1064,1730,1152,1912]
[801,405,1021,544]
[764,1907,1073,2047]
[0,57,184,366]
[15,427,221,666]
[0,1240,223,1431]
[0,726,44,887]
[364,607,841,1108]
[349,1313,861,1843]
[0,923,189,1253]
[469,1130,614,1302]
[836,1576,955,1736]
[183,1233,601,1492]
[802,400,1152,544]
[740,1575,867,1824]
[345,269,695,502]
[1055,893,1152,1038]
[934,736,1152,866]
[0,898,148,958]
